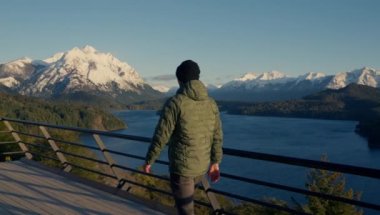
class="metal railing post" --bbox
[92,134,130,190]
[39,126,72,172]
[2,120,33,160]
[201,176,222,214]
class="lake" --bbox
[81,110,380,213]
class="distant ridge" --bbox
[224,83,380,120]
[211,67,380,102]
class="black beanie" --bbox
[176,60,200,83]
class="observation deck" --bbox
[0,117,379,215]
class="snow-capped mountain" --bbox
[222,71,291,90]
[211,67,380,102]
[327,67,379,89]
[0,57,35,82]
[0,77,19,88]
[295,72,326,84]
[0,57,47,89]
[0,46,162,104]
[20,45,146,96]
[205,83,221,91]
[163,83,221,97]
[152,84,170,93]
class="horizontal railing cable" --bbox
[0,151,24,155]
[2,117,152,142]
[22,141,54,151]
[13,131,46,140]
[120,177,173,196]
[30,152,60,162]
[66,162,118,179]
[58,150,109,166]
[105,149,170,165]
[105,149,146,160]
[0,141,18,145]
[50,137,102,151]
[113,163,170,181]
[223,148,380,179]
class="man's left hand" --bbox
[144,164,151,173]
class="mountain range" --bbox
[0,46,162,106]
[210,67,380,102]
[223,83,380,119]
[1,45,379,104]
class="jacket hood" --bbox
[177,80,208,101]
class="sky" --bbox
[1,0,380,87]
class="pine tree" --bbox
[305,155,363,215]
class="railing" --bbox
[1,116,380,215]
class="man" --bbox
[144,60,223,215]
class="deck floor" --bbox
[0,160,165,215]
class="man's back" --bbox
[167,80,222,177]
[145,80,222,177]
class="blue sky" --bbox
[1,0,380,87]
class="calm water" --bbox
[81,110,380,213]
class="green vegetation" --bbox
[51,85,163,109]
[0,92,125,182]
[302,155,363,215]
[0,92,125,130]
[126,98,168,110]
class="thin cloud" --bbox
[150,74,177,81]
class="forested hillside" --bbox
[0,92,126,183]
[0,92,125,130]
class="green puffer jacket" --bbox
[145,80,223,177]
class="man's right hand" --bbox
[208,163,220,183]
[143,164,151,173]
